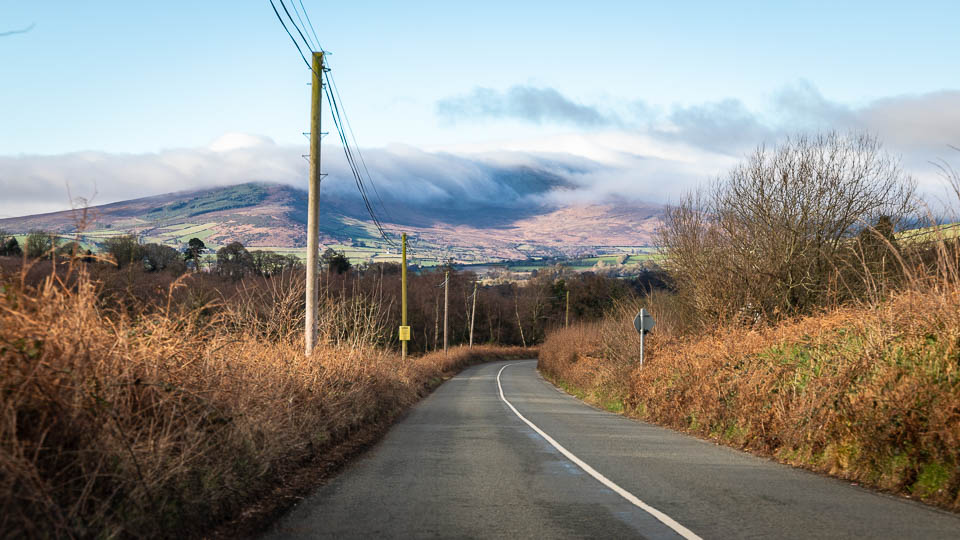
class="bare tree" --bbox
[659,132,916,322]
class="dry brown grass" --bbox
[540,237,960,511]
[0,262,532,538]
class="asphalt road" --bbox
[264,360,960,539]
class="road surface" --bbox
[264,360,960,539]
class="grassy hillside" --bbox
[143,183,270,220]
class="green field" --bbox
[155,222,220,244]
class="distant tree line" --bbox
[0,229,653,350]
[0,230,95,259]
[0,232,305,279]
[313,261,644,352]
[214,241,304,279]
[96,235,304,278]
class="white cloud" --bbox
[2,82,959,219]
[434,82,960,203]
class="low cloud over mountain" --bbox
[433,82,960,199]
[0,134,696,219]
[3,82,958,219]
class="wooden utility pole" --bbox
[443,270,449,354]
[401,232,408,361]
[469,281,478,348]
[433,295,440,351]
[305,51,324,356]
[565,289,570,328]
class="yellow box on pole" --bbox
[399,326,411,341]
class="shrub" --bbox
[216,241,253,280]
[541,148,960,512]
[25,230,55,259]
[321,248,351,274]
[250,250,302,277]
[142,243,186,273]
[659,132,916,323]
[102,234,142,268]
[0,231,22,257]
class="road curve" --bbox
[263,360,960,539]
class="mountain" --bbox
[0,181,663,264]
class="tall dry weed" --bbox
[0,264,531,538]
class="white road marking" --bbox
[497,363,703,540]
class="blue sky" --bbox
[2,1,960,215]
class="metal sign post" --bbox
[633,308,655,367]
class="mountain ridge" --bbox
[0,181,663,263]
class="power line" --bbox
[268,0,397,247]
[268,0,311,71]
[276,0,317,62]
[298,0,323,52]
[282,1,391,225]
[327,70,393,221]
[288,0,318,52]
[323,75,395,244]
